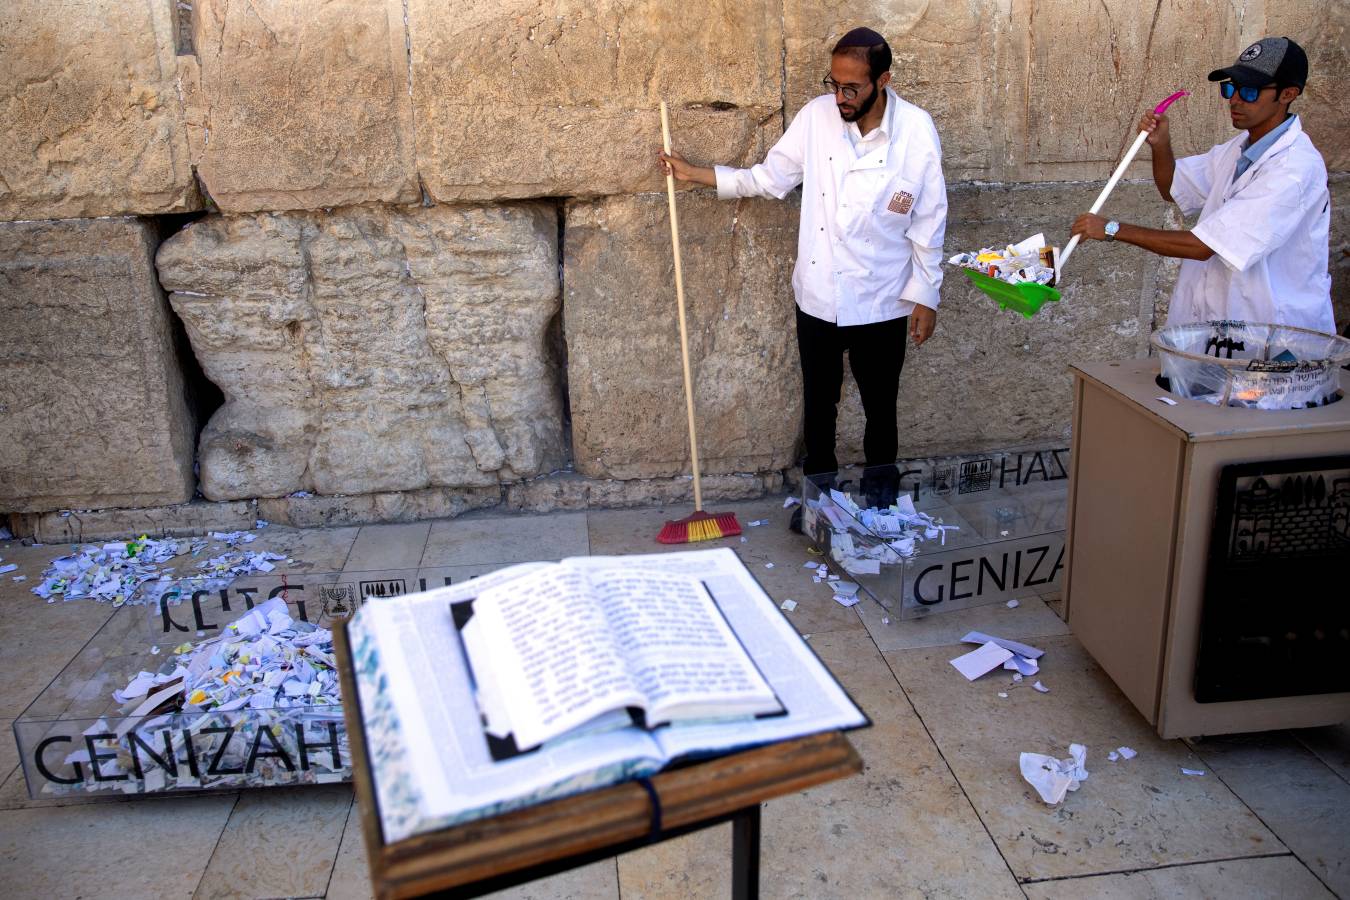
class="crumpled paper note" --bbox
[1020,743,1088,804]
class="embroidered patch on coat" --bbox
[888,191,914,214]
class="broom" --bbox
[655,101,742,544]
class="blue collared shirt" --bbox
[1235,114,1297,180]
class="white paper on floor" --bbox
[961,631,1045,659]
[833,593,862,608]
[1118,746,1137,760]
[1006,598,1020,609]
[1003,654,1039,677]
[1032,680,1050,693]
[950,641,1014,681]
[1020,743,1088,805]
[1181,767,1205,776]
[780,599,798,612]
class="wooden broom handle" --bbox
[660,101,704,511]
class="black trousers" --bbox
[795,307,907,479]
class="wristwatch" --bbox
[1104,220,1121,242]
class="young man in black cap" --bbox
[660,27,947,514]
[1070,37,1333,333]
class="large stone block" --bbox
[0,219,197,512]
[193,0,419,212]
[783,0,997,180]
[1269,1,1350,172]
[834,181,1172,460]
[564,193,801,479]
[1008,0,1244,180]
[0,1,199,220]
[156,203,564,501]
[409,0,783,201]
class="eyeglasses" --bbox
[1220,81,1276,103]
[822,76,867,101]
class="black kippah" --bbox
[835,27,886,48]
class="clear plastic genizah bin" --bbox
[1150,320,1350,410]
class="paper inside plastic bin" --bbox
[1151,321,1350,410]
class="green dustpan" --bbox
[962,268,1061,319]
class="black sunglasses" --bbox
[1220,81,1277,103]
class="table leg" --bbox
[731,803,761,900]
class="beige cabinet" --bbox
[1064,359,1350,739]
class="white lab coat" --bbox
[713,87,947,326]
[1169,116,1334,333]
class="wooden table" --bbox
[334,625,863,899]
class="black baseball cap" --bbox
[1208,37,1308,88]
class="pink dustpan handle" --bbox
[1154,90,1190,115]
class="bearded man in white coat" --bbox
[1071,37,1334,334]
[660,27,947,511]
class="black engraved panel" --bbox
[1195,456,1350,702]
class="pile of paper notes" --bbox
[31,529,285,607]
[947,232,1058,285]
[52,597,348,796]
[808,486,958,579]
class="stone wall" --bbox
[1,0,1346,524]
[0,218,196,511]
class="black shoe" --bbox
[789,506,804,534]
[860,466,900,510]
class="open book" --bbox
[457,563,783,755]
[346,547,867,844]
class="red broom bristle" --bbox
[657,510,742,544]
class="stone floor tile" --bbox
[884,634,1280,881]
[857,593,1070,651]
[1293,722,1350,785]
[324,797,618,900]
[482,860,620,899]
[0,586,116,717]
[325,799,374,900]
[617,824,731,899]
[248,525,361,574]
[0,793,237,899]
[1191,731,1350,896]
[620,629,1022,899]
[421,511,589,567]
[0,719,17,800]
[344,523,432,572]
[1022,854,1332,899]
[194,785,353,900]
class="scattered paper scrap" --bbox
[1157,396,1179,406]
[1032,680,1050,693]
[1181,767,1205,776]
[780,599,798,612]
[783,496,801,509]
[950,641,1014,681]
[1108,750,1119,762]
[802,561,818,569]
[833,594,862,608]
[748,520,767,527]
[961,631,1045,660]
[998,692,1008,698]
[1020,743,1088,805]
[1118,746,1137,760]
[764,563,775,569]
[12,575,25,582]
[1004,655,1039,677]
[0,563,17,574]
[1006,598,1020,609]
